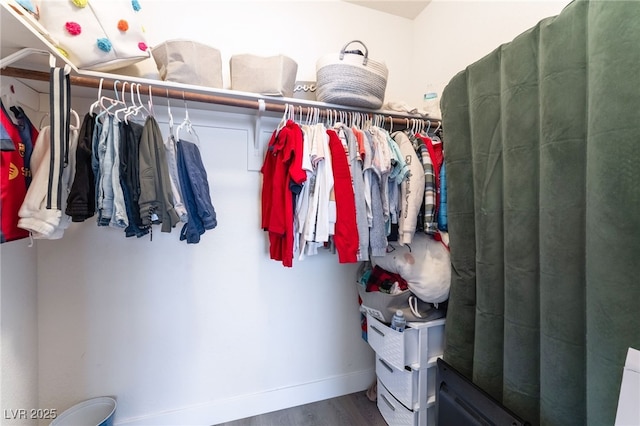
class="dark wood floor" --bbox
[213,391,387,426]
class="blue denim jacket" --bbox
[176,139,217,243]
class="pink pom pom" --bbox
[138,42,148,52]
[65,22,81,36]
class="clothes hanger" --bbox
[125,84,149,123]
[96,80,126,120]
[166,88,175,139]
[177,95,199,145]
[307,108,312,126]
[147,84,155,117]
[89,78,104,115]
[123,83,140,123]
[325,109,332,127]
[373,114,381,128]
[417,119,426,136]
[276,103,289,133]
[113,81,132,120]
[70,109,80,131]
[430,120,443,145]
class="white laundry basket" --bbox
[50,397,116,426]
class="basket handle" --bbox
[339,40,369,65]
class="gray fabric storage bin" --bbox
[152,39,222,88]
[230,54,298,97]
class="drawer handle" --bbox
[381,394,396,412]
[378,358,394,373]
[371,325,385,337]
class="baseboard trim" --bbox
[116,368,376,425]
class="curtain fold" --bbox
[440,1,640,425]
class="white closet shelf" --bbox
[1,0,441,126]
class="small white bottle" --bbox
[390,310,406,332]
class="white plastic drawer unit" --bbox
[377,378,417,426]
[376,356,418,410]
[367,313,445,371]
[376,356,437,411]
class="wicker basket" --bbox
[316,40,388,109]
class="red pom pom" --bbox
[65,22,81,36]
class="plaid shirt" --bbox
[408,132,438,235]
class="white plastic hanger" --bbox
[123,82,139,123]
[89,78,104,115]
[254,98,266,151]
[425,119,442,144]
[96,80,126,120]
[147,84,155,117]
[177,96,199,145]
[276,103,290,134]
[166,89,175,138]
[113,81,131,121]
[70,109,80,131]
[124,84,149,123]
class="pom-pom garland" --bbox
[96,38,112,53]
[65,22,81,36]
[118,19,129,32]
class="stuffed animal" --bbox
[371,233,451,304]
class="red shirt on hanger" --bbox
[261,120,307,267]
[1,103,29,243]
[327,129,359,263]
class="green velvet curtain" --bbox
[439,1,640,425]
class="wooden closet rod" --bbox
[1,67,442,128]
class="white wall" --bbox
[1,1,574,425]
[411,0,570,112]
[142,0,418,109]
[1,240,38,426]
[35,99,373,426]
